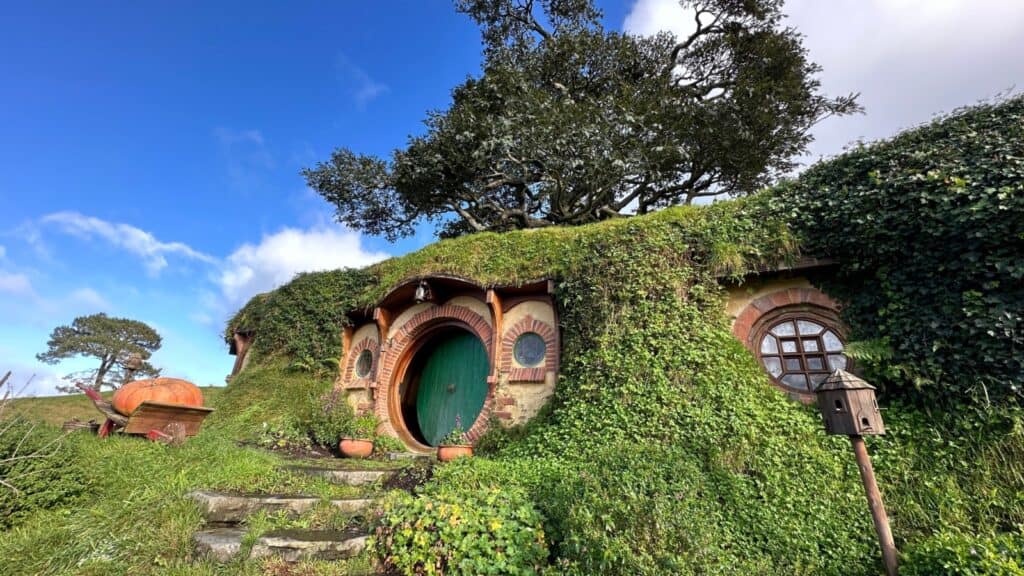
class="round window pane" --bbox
[514,332,547,367]
[759,317,848,393]
[355,349,373,378]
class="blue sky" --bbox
[2,1,1022,395]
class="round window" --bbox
[354,349,374,378]
[513,332,547,367]
[758,318,847,392]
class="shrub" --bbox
[771,95,1024,406]
[0,419,86,529]
[903,531,1024,576]
[305,388,354,448]
[372,482,549,575]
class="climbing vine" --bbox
[771,95,1024,406]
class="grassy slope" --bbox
[7,387,223,426]
[0,372,376,576]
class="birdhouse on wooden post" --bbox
[814,369,898,576]
[815,369,884,436]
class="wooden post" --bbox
[851,435,898,576]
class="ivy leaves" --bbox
[772,96,1024,406]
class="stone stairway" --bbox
[190,466,401,565]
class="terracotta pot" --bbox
[437,445,473,462]
[339,438,374,459]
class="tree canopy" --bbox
[36,313,162,392]
[304,0,858,239]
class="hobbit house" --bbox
[227,258,850,451]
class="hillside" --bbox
[6,387,223,427]
[1,97,1022,575]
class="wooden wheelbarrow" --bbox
[79,385,214,444]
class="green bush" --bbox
[0,419,86,529]
[306,388,355,447]
[771,95,1024,406]
[226,267,377,364]
[903,531,1024,575]
[372,481,549,575]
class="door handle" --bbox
[447,383,456,393]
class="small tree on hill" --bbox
[304,0,859,239]
[37,313,162,392]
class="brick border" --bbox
[375,303,495,446]
[732,287,840,347]
[500,314,559,383]
[342,337,380,389]
[732,287,843,402]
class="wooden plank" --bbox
[124,401,214,437]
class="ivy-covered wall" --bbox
[222,97,1024,574]
[771,95,1024,406]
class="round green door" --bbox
[415,331,490,446]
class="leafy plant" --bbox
[439,415,466,446]
[372,481,548,575]
[902,530,1024,576]
[771,95,1024,406]
[374,434,406,455]
[305,388,355,447]
[345,413,379,440]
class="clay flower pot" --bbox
[339,438,374,459]
[437,445,473,462]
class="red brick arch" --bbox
[375,302,496,448]
[344,337,379,384]
[500,314,559,382]
[732,287,841,347]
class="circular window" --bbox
[513,332,547,367]
[758,318,847,392]
[354,349,374,378]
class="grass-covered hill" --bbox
[2,97,1022,575]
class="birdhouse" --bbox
[813,369,884,436]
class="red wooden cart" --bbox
[80,385,214,444]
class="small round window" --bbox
[513,332,547,367]
[759,318,847,392]
[354,349,374,379]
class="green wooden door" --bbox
[415,331,490,446]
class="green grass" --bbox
[0,423,381,575]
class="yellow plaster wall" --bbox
[388,302,434,340]
[725,276,813,320]
[499,300,558,425]
[447,296,493,327]
[352,323,379,345]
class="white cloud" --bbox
[623,0,697,39]
[1,364,67,397]
[41,211,216,276]
[217,225,389,311]
[337,54,389,108]
[0,271,32,295]
[623,0,1024,165]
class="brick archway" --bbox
[732,287,840,347]
[732,287,845,401]
[376,303,496,450]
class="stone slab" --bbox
[286,466,393,486]
[187,490,374,524]
[249,529,368,563]
[193,527,245,563]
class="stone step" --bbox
[187,490,375,524]
[286,466,395,486]
[194,527,245,563]
[250,528,368,563]
[193,527,369,564]
[385,451,433,461]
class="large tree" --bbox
[304,0,859,239]
[37,313,162,392]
